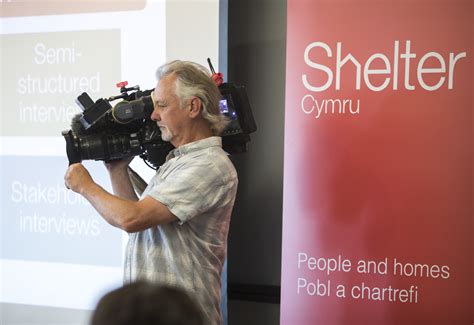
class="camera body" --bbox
[62,82,256,169]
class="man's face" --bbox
[150,74,189,145]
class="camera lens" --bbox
[79,133,142,161]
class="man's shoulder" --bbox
[192,147,236,179]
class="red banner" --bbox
[281,0,472,324]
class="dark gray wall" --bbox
[227,0,286,323]
[227,0,286,288]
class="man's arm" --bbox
[104,158,139,201]
[65,163,177,233]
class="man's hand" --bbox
[64,163,94,194]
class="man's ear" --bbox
[188,97,202,118]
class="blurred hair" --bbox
[91,281,204,325]
[156,60,229,135]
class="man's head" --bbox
[91,281,204,325]
[150,60,228,146]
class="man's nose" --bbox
[150,108,161,121]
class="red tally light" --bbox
[116,81,128,88]
[212,73,223,86]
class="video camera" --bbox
[61,68,256,169]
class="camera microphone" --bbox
[70,114,86,135]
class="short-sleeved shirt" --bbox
[123,136,238,325]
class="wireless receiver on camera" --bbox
[62,61,256,169]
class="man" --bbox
[65,60,238,325]
[91,281,204,325]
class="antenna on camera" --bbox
[207,58,223,86]
[207,58,216,74]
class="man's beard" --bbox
[159,125,174,142]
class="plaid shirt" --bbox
[123,136,238,325]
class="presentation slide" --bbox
[0,0,221,321]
